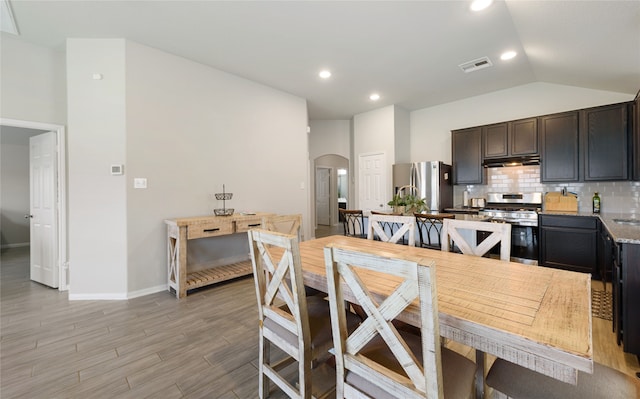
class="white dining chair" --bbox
[367,213,416,246]
[486,358,640,399]
[441,219,512,261]
[323,243,477,399]
[261,214,302,240]
[249,229,346,398]
[440,218,512,398]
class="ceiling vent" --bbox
[459,56,493,73]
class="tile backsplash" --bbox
[454,165,640,216]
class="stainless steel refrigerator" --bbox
[392,161,453,212]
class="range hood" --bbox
[483,155,540,168]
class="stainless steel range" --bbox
[479,192,542,263]
[479,193,542,225]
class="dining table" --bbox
[298,235,593,396]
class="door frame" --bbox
[1,118,68,291]
[315,166,332,226]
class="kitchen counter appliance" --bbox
[392,161,453,212]
[479,192,543,263]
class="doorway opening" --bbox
[0,118,68,291]
[313,154,349,229]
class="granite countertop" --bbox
[454,214,492,222]
[539,210,640,244]
[444,207,483,214]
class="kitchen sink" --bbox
[613,218,640,226]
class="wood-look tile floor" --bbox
[1,247,269,399]
[2,246,638,398]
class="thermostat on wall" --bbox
[111,164,124,175]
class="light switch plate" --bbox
[134,178,147,189]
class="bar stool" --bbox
[414,213,455,249]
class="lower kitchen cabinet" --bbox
[597,224,613,283]
[538,214,598,275]
[613,242,640,355]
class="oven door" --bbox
[479,220,538,264]
[510,224,538,263]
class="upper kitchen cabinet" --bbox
[581,103,629,181]
[484,118,538,159]
[452,127,484,184]
[540,111,579,182]
[632,91,640,180]
[483,123,508,158]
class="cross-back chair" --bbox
[486,358,640,399]
[262,214,302,240]
[440,218,511,397]
[367,213,416,246]
[441,218,511,261]
[248,229,337,398]
[414,213,455,249]
[323,243,476,398]
[339,210,366,238]
[370,210,403,243]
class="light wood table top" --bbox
[299,235,593,384]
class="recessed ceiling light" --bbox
[369,93,380,101]
[500,51,517,60]
[319,70,331,79]
[470,0,493,12]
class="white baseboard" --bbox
[1,242,29,249]
[68,292,128,301]
[127,284,168,299]
[68,284,169,301]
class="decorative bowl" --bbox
[214,208,234,216]
[215,193,233,200]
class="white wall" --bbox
[0,35,66,125]
[308,120,351,161]
[67,39,128,298]
[66,39,309,298]
[409,82,634,164]
[353,105,396,209]
[124,41,309,294]
[309,119,351,231]
[393,105,411,163]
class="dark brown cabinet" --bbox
[612,242,640,355]
[483,123,508,158]
[452,127,484,184]
[540,111,579,182]
[632,91,640,180]
[538,214,598,274]
[581,103,629,181]
[483,118,538,159]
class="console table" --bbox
[165,212,272,298]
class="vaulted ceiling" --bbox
[3,0,639,119]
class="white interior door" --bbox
[359,152,387,212]
[316,167,331,225]
[29,132,59,288]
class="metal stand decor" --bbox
[214,184,234,216]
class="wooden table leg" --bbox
[476,349,485,399]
